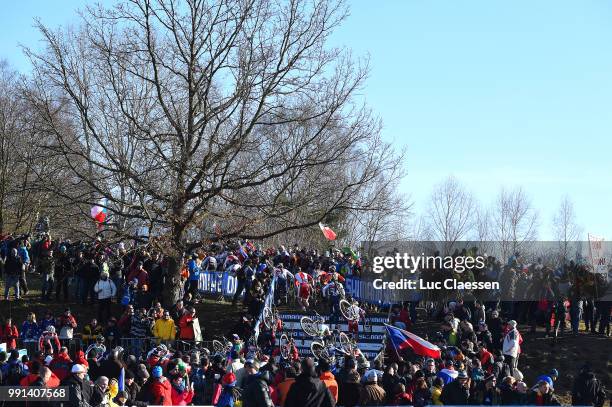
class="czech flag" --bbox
[319,222,337,240]
[91,199,108,224]
[385,324,441,359]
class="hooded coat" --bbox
[284,373,335,407]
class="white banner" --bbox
[588,234,608,275]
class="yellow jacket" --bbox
[432,385,443,405]
[153,318,176,340]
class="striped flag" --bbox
[385,324,441,359]
[319,222,337,240]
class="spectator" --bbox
[440,370,470,405]
[528,380,561,405]
[3,349,26,385]
[90,375,110,407]
[358,369,386,406]
[129,308,153,359]
[127,261,149,289]
[391,383,413,405]
[49,347,73,382]
[242,369,275,407]
[39,311,56,333]
[149,365,173,406]
[572,363,607,407]
[39,249,55,301]
[57,309,78,340]
[431,377,444,405]
[153,310,177,343]
[82,319,104,345]
[178,307,197,341]
[3,248,23,300]
[340,369,361,407]
[502,320,522,369]
[61,364,93,407]
[317,359,338,402]
[276,366,297,407]
[94,270,117,322]
[284,358,333,407]
[0,317,19,350]
[170,374,195,405]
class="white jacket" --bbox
[94,278,117,300]
[502,328,520,358]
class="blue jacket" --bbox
[39,318,56,333]
[188,260,201,281]
[18,247,30,264]
[20,321,40,341]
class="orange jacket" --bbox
[320,371,338,401]
[277,378,295,407]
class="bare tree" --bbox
[24,0,404,304]
[552,195,581,261]
[492,187,538,259]
[339,172,412,249]
[426,176,475,253]
[0,61,83,236]
[473,205,493,255]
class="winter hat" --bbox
[508,320,517,328]
[71,364,87,374]
[137,364,150,379]
[364,370,378,383]
[152,366,163,378]
[222,372,236,386]
[456,370,468,379]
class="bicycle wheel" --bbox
[310,341,330,361]
[212,340,225,354]
[263,307,274,329]
[279,334,290,359]
[340,299,357,321]
[300,316,319,337]
[339,332,353,355]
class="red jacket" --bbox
[38,333,61,354]
[170,387,194,406]
[127,268,149,288]
[0,324,19,350]
[151,377,173,406]
[49,352,73,381]
[20,374,39,386]
[178,314,195,340]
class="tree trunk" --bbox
[162,253,184,307]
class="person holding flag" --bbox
[385,324,442,360]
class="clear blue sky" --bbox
[1,0,611,239]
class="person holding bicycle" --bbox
[347,298,365,339]
[322,274,345,326]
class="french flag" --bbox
[238,244,248,261]
[385,324,441,359]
